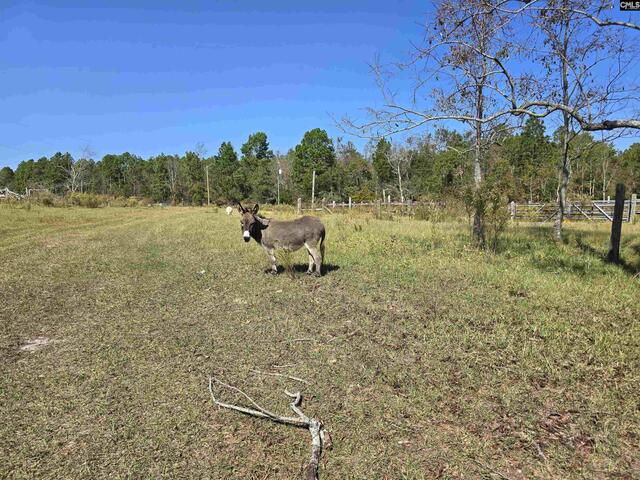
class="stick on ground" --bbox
[208,376,327,480]
[250,368,311,385]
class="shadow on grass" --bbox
[267,264,341,275]
[573,232,640,276]
[498,223,640,277]
[292,263,340,274]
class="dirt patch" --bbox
[19,336,52,352]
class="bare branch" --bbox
[250,369,311,385]
[497,1,640,31]
[208,376,327,480]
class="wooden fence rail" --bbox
[297,198,422,214]
[3,189,637,223]
[512,197,638,223]
[294,195,639,223]
[0,188,23,199]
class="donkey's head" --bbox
[237,202,268,242]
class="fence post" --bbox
[311,170,316,209]
[509,200,516,221]
[382,189,385,204]
[607,183,625,264]
[332,200,335,209]
[297,197,302,215]
[205,165,210,206]
[348,197,352,210]
[630,193,637,224]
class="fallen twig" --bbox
[209,376,327,480]
[326,328,363,343]
[251,369,311,385]
[272,364,296,369]
[534,441,548,462]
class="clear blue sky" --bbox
[1,1,638,170]
[0,0,426,168]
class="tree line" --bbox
[1,120,638,206]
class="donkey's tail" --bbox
[320,228,326,264]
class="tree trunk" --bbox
[602,160,607,200]
[472,86,485,247]
[397,164,404,203]
[554,134,570,241]
[553,18,571,242]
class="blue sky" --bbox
[0,0,426,168]
[1,1,638,169]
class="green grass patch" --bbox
[1,205,638,478]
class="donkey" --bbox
[236,202,326,276]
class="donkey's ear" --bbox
[252,203,259,214]
[236,201,245,214]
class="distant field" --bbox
[1,205,638,479]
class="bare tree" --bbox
[66,145,94,193]
[195,141,207,159]
[496,0,640,239]
[342,0,532,246]
[388,143,411,203]
[341,0,639,243]
[166,155,181,202]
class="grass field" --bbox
[1,204,639,479]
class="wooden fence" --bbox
[294,194,639,224]
[511,196,638,223]
[0,188,22,200]
[297,197,420,215]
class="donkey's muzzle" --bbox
[243,230,251,242]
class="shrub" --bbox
[464,184,510,251]
[40,194,56,207]
[352,185,377,202]
[108,196,128,207]
[414,203,442,222]
[67,192,103,208]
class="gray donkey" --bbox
[237,202,326,276]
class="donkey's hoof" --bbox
[312,271,322,278]
[306,270,314,275]
[264,268,278,275]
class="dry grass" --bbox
[1,204,639,479]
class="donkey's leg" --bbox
[305,247,315,274]
[263,246,278,275]
[306,243,322,277]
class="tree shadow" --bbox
[496,224,640,277]
[493,224,555,256]
[573,232,640,276]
